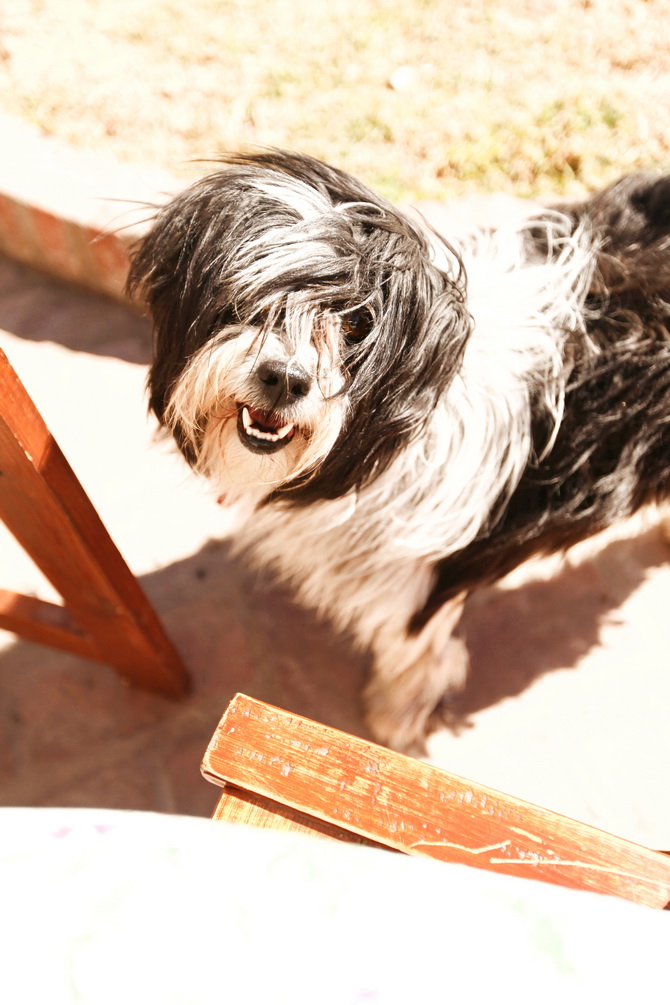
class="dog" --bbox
[128,150,670,752]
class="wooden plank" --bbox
[213,781,386,848]
[0,348,188,696]
[0,589,98,660]
[202,694,670,909]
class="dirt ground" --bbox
[1,0,670,201]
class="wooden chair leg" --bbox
[0,347,188,697]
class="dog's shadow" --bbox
[452,524,669,721]
[151,521,669,734]
[152,523,668,734]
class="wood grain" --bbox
[0,348,188,695]
[203,693,670,909]
[0,589,97,660]
[212,781,386,847]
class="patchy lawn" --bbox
[1,0,669,200]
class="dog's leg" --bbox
[363,594,467,753]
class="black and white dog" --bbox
[128,151,670,751]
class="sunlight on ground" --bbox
[1,0,669,200]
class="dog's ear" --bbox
[278,272,473,505]
[126,179,242,425]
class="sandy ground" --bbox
[1,250,670,850]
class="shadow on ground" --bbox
[454,526,669,719]
[0,538,370,816]
[1,524,667,817]
[0,254,151,363]
[2,247,669,844]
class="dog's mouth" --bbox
[236,404,297,454]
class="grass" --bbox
[1,0,670,201]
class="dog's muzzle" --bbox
[236,403,297,453]
[236,358,311,454]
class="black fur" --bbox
[128,151,472,495]
[130,157,670,610]
[416,173,670,625]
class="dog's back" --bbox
[417,174,670,622]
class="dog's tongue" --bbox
[247,406,282,432]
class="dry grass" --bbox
[1,0,670,201]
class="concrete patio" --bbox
[1,119,669,849]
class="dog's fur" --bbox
[128,151,670,751]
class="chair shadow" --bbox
[0,537,370,815]
[141,537,373,737]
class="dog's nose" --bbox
[256,359,312,404]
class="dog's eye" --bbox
[342,309,372,344]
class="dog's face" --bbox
[128,151,472,503]
[166,306,350,494]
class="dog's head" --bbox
[128,151,471,503]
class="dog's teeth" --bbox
[240,405,295,443]
[248,423,295,442]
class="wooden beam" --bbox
[203,694,670,910]
[212,781,386,847]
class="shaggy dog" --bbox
[128,151,670,751]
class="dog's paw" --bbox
[365,705,430,757]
